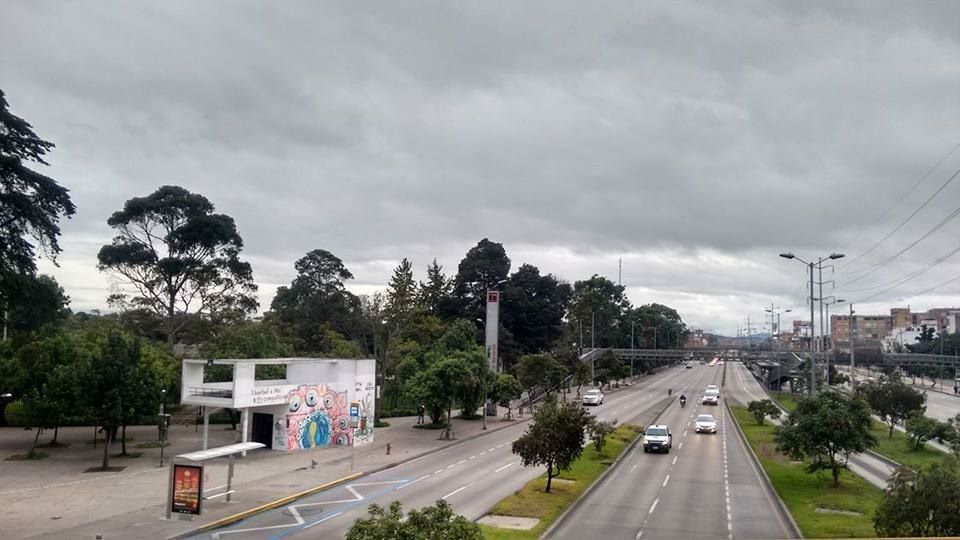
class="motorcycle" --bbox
[679,396,687,408]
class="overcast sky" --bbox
[3,1,960,336]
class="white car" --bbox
[643,424,673,453]
[695,414,718,433]
[705,384,719,393]
[582,389,604,406]
[702,389,720,405]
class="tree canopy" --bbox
[0,89,76,300]
[451,238,510,323]
[512,397,593,492]
[97,185,257,347]
[346,500,482,540]
[858,377,925,438]
[874,458,960,537]
[774,391,876,486]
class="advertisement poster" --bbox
[171,464,203,515]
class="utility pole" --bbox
[850,303,856,387]
[809,260,816,394]
[591,311,595,349]
[618,257,622,286]
[818,257,825,354]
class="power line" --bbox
[839,142,960,254]
[841,241,960,294]
[840,159,960,270]
[888,274,960,306]
[837,182,960,287]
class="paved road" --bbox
[548,362,796,540]
[195,365,693,540]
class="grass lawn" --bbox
[869,420,947,471]
[769,391,800,412]
[731,405,883,538]
[478,425,640,540]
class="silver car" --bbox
[582,389,604,405]
[695,414,718,433]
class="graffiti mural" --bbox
[352,380,375,446]
[286,384,352,449]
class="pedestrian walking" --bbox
[417,403,425,425]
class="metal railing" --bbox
[186,387,233,399]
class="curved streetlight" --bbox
[779,251,845,395]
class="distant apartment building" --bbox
[888,306,960,333]
[790,320,812,348]
[830,314,892,348]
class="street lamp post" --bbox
[780,252,845,395]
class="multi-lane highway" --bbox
[194,364,698,539]
[549,362,796,540]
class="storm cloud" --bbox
[2,1,959,334]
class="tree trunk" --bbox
[832,464,840,487]
[51,425,59,445]
[102,428,113,470]
[889,423,895,439]
[30,428,42,456]
[121,424,128,456]
[545,463,554,493]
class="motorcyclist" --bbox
[679,394,687,407]
[668,388,672,396]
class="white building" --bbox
[181,357,376,452]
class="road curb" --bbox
[725,400,803,539]
[864,448,902,470]
[538,396,673,539]
[169,415,532,539]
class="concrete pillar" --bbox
[240,408,249,457]
[202,406,209,450]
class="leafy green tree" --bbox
[455,348,493,419]
[569,275,631,349]
[199,320,295,359]
[489,372,523,419]
[774,391,876,486]
[499,264,572,369]
[572,361,591,398]
[874,459,960,537]
[905,411,949,451]
[97,186,258,348]
[515,353,566,400]
[588,419,617,454]
[451,238,510,324]
[0,89,76,304]
[859,378,925,438]
[747,399,782,425]
[418,258,452,316]
[346,500,482,540]
[4,274,69,340]
[269,249,363,353]
[512,397,593,492]
[595,350,621,389]
[386,258,417,332]
[77,331,157,469]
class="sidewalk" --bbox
[0,408,523,540]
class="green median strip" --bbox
[478,425,640,540]
[730,405,884,538]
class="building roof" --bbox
[176,442,265,461]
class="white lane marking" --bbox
[397,475,430,491]
[683,430,688,437]
[672,456,678,465]
[303,511,343,529]
[442,483,471,500]
[489,447,496,452]
[495,462,515,473]
[678,442,683,449]
[434,469,443,474]
[457,459,467,465]
[648,497,659,514]
[446,464,456,469]
[635,531,643,539]
[469,455,477,460]
[480,451,487,455]
[662,474,670,487]
[630,464,638,472]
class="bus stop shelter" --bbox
[166,442,265,519]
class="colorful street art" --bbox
[286,384,352,449]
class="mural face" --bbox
[286,384,352,449]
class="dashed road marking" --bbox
[672,456,678,465]
[662,475,670,487]
[397,475,430,490]
[441,483,471,500]
[648,497,659,514]
[495,462,514,473]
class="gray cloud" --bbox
[3,0,960,334]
